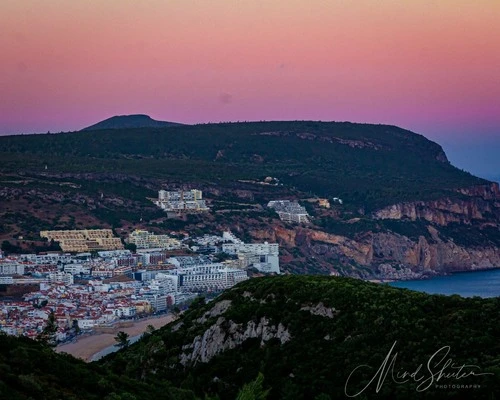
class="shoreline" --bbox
[55,313,176,362]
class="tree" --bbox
[72,319,81,335]
[37,311,58,347]
[124,243,137,253]
[1,240,22,254]
[114,331,130,349]
[236,373,269,400]
[172,306,181,317]
[188,296,206,311]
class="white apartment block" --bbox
[0,262,25,275]
[222,242,279,256]
[20,254,74,264]
[221,232,280,274]
[143,294,169,312]
[47,272,74,285]
[222,231,244,244]
[155,189,209,213]
[98,250,132,258]
[63,264,91,276]
[149,275,178,295]
[236,253,280,274]
[267,200,310,223]
[170,263,248,292]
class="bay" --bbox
[388,268,500,298]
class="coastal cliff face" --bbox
[372,183,500,225]
[248,183,500,279]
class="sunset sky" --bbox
[1,0,499,177]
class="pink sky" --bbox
[1,0,499,144]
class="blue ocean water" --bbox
[388,269,500,298]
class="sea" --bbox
[388,268,500,298]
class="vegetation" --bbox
[114,331,130,349]
[100,275,500,399]
[0,333,198,399]
[0,276,498,399]
[0,121,486,210]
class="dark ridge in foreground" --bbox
[102,275,500,400]
[1,276,499,399]
[81,114,184,131]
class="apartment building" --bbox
[128,230,182,250]
[267,200,310,223]
[155,189,209,213]
[0,261,25,275]
[40,229,124,253]
[221,232,280,274]
[169,263,248,292]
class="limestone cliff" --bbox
[247,183,500,279]
[177,300,291,366]
[373,183,500,225]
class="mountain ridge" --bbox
[0,120,498,278]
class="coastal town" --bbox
[0,225,280,343]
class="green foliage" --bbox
[0,333,198,399]
[125,243,137,253]
[114,331,130,349]
[315,217,433,241]
[101,275,500,400]
[438,223,500,247]
[236,373,270,400]
[1,240,22,254]
[0,121,486,210]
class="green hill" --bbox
[1,276,498,399]
[0,121,486,210]
[103,276,500,399]
[81,114,184,131]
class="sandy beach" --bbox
[55,314,176,362]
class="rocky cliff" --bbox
[246,183,500,279]
[372,183,500,225]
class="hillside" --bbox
[0,121,486,207]
[0,333,197,399]
[0,121,498,277]
[101,275,500,399]
[1,276,498,399]
[81,114,184,131]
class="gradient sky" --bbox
[1,0,499,177]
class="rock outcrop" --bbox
[180,315,291,366]
[373,183,500,225]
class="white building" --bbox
[47,272,74,285]
[221,232,280,274]
[143,294,170,312]
[155,189,209,213]
[170,263,248,291]
[267,200,309,223]
[0,262,25,275]
[78,319,97,330]
[63,264,91,276]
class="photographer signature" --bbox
[345,341,494,397]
